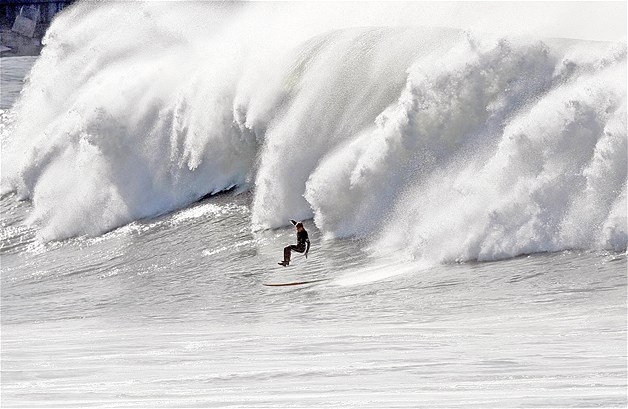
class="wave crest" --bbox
[1,2,625,261]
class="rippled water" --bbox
[1,51,627,408]
[2,189,626,407]
[0,56,37,110]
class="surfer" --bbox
[279,220,310,266]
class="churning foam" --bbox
[1,2,625,262]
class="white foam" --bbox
[1,2,625,261]
[375,46,627,262]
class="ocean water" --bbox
[1,2,627,407]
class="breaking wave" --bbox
[1,1,626,262]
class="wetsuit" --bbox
[284,229,310,263]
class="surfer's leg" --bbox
[283,245,292,263]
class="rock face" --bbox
[11,6,39,38]
[0,1,74,57]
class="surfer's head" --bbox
[296,222,304,231]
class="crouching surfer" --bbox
[279,220,310,266]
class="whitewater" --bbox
[1,2,626,407]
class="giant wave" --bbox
[1,2,626,262]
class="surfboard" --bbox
[263,278,329,287]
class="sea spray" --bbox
[305,36,556,238]
[1,2,625,262]
[251,27,457,230]
[2,3,264,239]
[375,45,627,262]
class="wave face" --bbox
[1,2,626,261]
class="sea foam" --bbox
[1,2,625,262]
